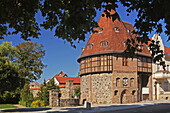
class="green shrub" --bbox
[31,100,45,108]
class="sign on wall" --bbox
[142,87,149,94]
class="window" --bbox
[98,27,104,33]
[122,57,128,66]
[127,29,131,33]
[114,90,118,95]
[157,64,160,71]
[123,78,128,86]
[132,90,136,95]
[116,78,120,87]
[114,27,120,32]
[85,58,91,68]
[130,78,134,87]
[87,43,93,49]
[167,65,169,72]
[101,55,107,66]
[164,82,168,91]
[100,41,108,47]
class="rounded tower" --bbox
[78,10,152,104]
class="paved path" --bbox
[1,100,170,113]
[13,104,27,108]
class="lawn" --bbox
[0,104,18,109]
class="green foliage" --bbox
[0,0,170,48]
[31,100,45,108]
[46,78,59,90]
[15,42,47,81]
[74,87,80,98]
[0,41,46,104]
[19,83,34,107]
[42,87,49,106]
[0,104,18,109]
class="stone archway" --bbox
[121,89,131,104]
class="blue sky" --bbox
[0,3,170,84]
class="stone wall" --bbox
[81,73,112,104]
[49,89,59,107]
[91,73,112,104]
[50,80,79,107]
[60,99,79,107]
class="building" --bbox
[29,81,40,97]
[53,76,80,88]
[54,71,68,77]
[151,34,170,100]
[77,9,152,104]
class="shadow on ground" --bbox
[46,104,150,113]
[1,107,51,112]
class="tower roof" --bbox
[78,10,150,61]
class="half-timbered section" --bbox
[79,55,113,75]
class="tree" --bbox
[19,83,34,107]
[15,42,46,81]
[0,41,46,103]
[0,0,169,66]
[0,0,169,47]
[0,42,21,103]
[74,87,80,99]
[46,78,59,90]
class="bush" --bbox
[19,83,34,107]
[31,100,45,108]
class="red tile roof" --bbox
[54,71,68,77]
[78,9,150,61]
[54,77,80,84]
[164,46,170,54]
[29,87,40,91]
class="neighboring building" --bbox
[53,76,80,88]
[77,9,152,104]
[29,81,40,97]
[29,71,80,99]
[54,71,68,77]
[151,34,170,100]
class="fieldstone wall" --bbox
[92,73,112,104]
[60,99,79,107]
[81,73,112,104]
[49,89,60,107]
[50,80,79,107]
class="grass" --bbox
[0,104,18,109]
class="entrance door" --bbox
[121,90,131,104]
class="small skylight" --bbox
[127,29,131,33]
[98,27,104,33]
[114,27,120,32]
[100,41,108,47]
[87,43,94,49]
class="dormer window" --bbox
[98,27,104,33]
[127,29,131,33]
[114,26,120,32]
[87,43,93,49]
[100,41,108,47]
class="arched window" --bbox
[114,90,118,95]
[130,78,134,87]
[116,78,120,87]
[123,78,128,86]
